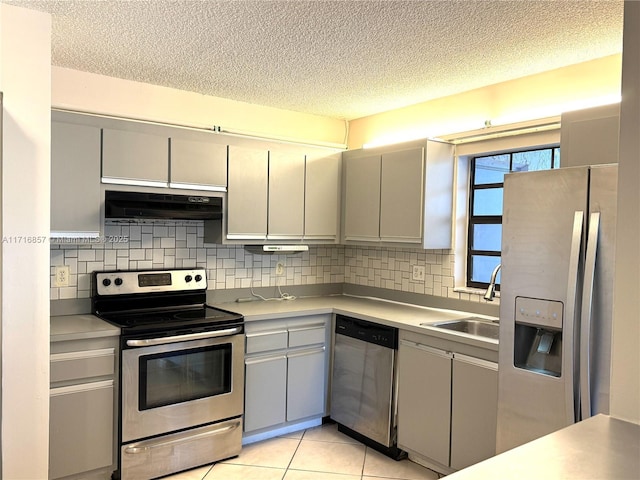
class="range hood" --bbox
[244,245,309,255]
[104,190,223,243]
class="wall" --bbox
[610,0,640,424]
[0,4,51,478]
[52,67,348,149]
[348,55,622,149]
[52,223,481,305]
[51,221,344,300]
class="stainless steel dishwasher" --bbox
[330,315,405,459]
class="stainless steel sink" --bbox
[421,317,499,340]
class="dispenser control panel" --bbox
[514,297,563,330]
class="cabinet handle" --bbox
[453,353,498,371]
[50,380,113,397]
[245,353,287,365]
[246,330,288,338]
[126,326,242,347]
[50,348,114,362]
[287,346,326,359]
[168,181,226,192]
[124,421,241,454]
[288,324,325,333]
[399,339,452,358]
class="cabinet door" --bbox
[305,152,341,240]
[343,153,381,241]
[287,347,326,422]
[423,140,454,249]
[227,145,269,239]
[560,103,620,168]
[380,147,424,243]
[102,128,169,186]
[397,340,452,467]
[450,354,498,470]
[170,136,227,191]
[51,120,102,237]
[49,381,114,479]
[268,150,305,239]
[244,354,287,432]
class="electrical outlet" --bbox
[412,265,425,281]
[276,262,285,276]
[55,265,70,287]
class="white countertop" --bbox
[215,294,498,351]
[447,414,640,479]
[50,314,120,342]
[50,294,498,350]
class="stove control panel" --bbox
[95,269,207,295]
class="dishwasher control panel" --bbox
[335,315,398,349]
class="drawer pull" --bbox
[124,421,241,454]
[50,380,113,396]
[50,348,114,362]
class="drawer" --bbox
[245,330,288,354]
[50,380,114,479]
[288,324,326,348]
[50,348,115,384]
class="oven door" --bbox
[121,327,244,442]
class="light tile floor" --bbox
[164,423,441,480]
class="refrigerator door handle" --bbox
[565,210,584,424]
[579,211,600,420]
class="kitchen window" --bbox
[467,147,560,289]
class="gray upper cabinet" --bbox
[342,139,454,248]
[305,151,341,241]
[380,147,424,243]
[102,127,169,187]
[560,103,620,168]
[268,149,305,239]
[227,143,342,243]
[170,134,228,191]
[227,145,269,240]
[343,152,381,241]
[51,115,102,238]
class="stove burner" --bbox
[92,269,243,337]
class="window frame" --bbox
[467,146,560,290]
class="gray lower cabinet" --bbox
[244,353,288,432]
[49,337,118,479]
[244,316,329,436]
[286,345,326,421]
[450,354,498,470]
[397,331,498,474]
[51,113,101,238]
[397,340,452,466]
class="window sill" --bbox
[454,286,500,299]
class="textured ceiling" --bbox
[3,0,624,120]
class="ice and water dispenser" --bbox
[513,297,564,377]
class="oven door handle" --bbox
[126,326,243,347]
[123,420,241,454]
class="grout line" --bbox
[282,431,305,478]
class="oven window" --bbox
[139,344,231,410]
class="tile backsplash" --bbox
[50,221,486,303]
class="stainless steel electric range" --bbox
[92,269,244,480]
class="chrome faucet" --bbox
[484,264,502,301]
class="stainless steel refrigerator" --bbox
[496,164,617,453]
